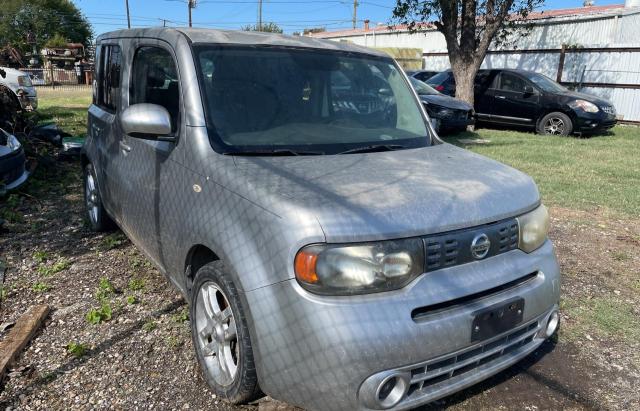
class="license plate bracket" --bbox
[471,297,524,342]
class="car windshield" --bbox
[409,77,440,95]
[526,72,567,93]
[195,46,431,155]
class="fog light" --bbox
[376,375,408,409]
[545,310,559,338]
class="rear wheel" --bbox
[83,163,115,231]
[537,112,573,136]
[190,261,261,404]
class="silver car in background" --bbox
[83,28,560,411]
[0,67,38,110]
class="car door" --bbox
[474,70,499,122]
[89,43,126,220]
[490,72,540,125]
[117,42,183,269]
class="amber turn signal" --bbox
[294,249,319,284]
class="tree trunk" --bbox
[450,57,482,106]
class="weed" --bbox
[128,277,145,292]
[130,257,151,270]
[166,335,182,348]
[33,250,50,263]
[32,282,50,292]
[102,232,127,250]
[37,257,71,276]
[173,307,189,323]
[86,302,113,325]
[126,295,138,305]
[66,342,87,358]
[95,277,115,301]
[142,321,157,332]
[0,284,8,302]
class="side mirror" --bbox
[523,85,535,95]
[121,103,174,141]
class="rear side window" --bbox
[96,45,122,111]
[498,73,528,93]
[130,47,180,133]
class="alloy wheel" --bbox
[195,282,239,386]
[543,117,565,135]
[85,172,99,224]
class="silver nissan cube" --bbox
[84,28,560,411]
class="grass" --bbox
[35,88,91,136]
[563,297,640,344]
[445,126,640,217]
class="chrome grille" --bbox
[406,320,540,399]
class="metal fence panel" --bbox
[19,67,93,90]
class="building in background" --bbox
[309,2,640,123]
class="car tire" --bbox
[83,163,115,231]
[190,261,261,404]
[537,112,573,136]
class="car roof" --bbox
[97,28,388,58]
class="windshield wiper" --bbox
[337,144,406,155]
[223,148,324,156]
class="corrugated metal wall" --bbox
[326,8,640,121]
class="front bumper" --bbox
[245,240,560,411]
[573,110,616,133]
[1,149,30,190]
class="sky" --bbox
[73,0,623,36]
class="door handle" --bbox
[495,95,506,99]
[119,141,131,153]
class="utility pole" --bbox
[188,0,196,27]
[352,0,358,29]
[257,0,263,31]
[125,0,131,28]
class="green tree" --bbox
[0,0,93,54]
[392,0,543,105]
[241,22,284,33]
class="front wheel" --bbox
[83,163,115,231]
[190,261,261,404]
[537,112,573,136]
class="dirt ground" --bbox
[1,160,639,410]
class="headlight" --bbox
[516,205,550,253]
[8,134,22,151]
[568,99,599,113]
[295,238,425,295]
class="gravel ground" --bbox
[1,159,639,410]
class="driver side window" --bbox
[130,47,180,133]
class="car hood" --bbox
[227,144,539,242]
[419,94,472,111]
[556,90,613,107]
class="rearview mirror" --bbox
[523,85,535,94]
[121,103,173,141]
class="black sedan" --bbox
[409,77,474,134]
[0,128,29,192]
